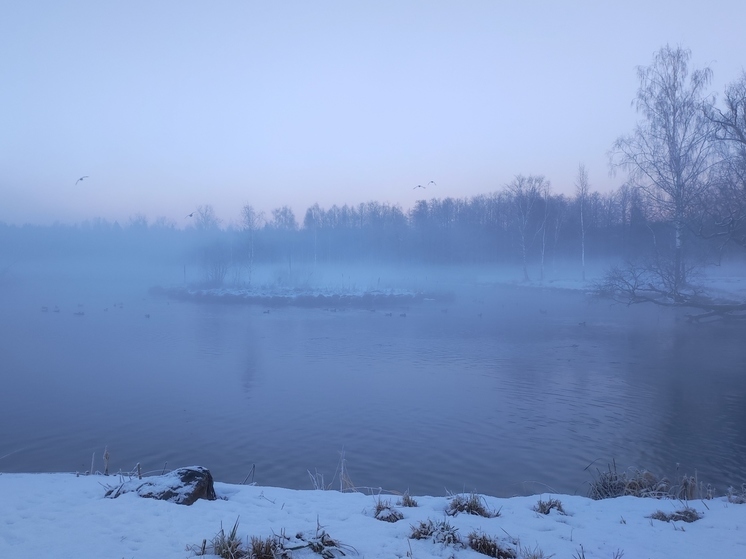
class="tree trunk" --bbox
[675,218,684,294]
[521,231,529,281]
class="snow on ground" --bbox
[483,264,746,303]
[1,473,745,559]
[695,268,746,303]
[159,284,433,308]
[159,259,746,309]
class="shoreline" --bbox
[1,471,744,559]
[151,284,455,308]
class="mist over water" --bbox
[1,258,745,497]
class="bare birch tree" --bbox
[610,45,716,297]
[575,164,589,281]
[303,203,323,268]
[704,72,746,249]
[550,193,567,275]
[241,204,264,284]
[506,174,548,281]
[194,204,221,232]
[538,181,551,281]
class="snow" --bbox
[159,285,432,309]
[1,472,745,559]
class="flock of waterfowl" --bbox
[39,302,148,319]
[39,298,587,325]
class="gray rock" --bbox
[105,466,217,505]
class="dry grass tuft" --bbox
[727,484,746,504]
[248,536,280,559]
[188,518,246,558]
[397,491,418,508]
[409,520,435,540]
[373,497,404,523]
[188,518,351,559]
[409,519,462,546]
[649,507,702,523]
[533,497,566,515]
[587,460,715,501]
[520,544,555,559]
[466,530,516,559]
[673,472,713,501]
[446,492,500,518]
[587,461,670,499]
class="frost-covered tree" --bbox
[506,174,548,281]
[611,45,716,295]
[193,204,221,232]
[269,206,298,231]
[241,204,264,283]
[575,164,590,281]
[704,72,746,250]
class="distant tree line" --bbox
[0,185,660,264]
[0,172,738,283]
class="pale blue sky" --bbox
[2,1,744,227]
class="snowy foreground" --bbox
[1,473,745,559]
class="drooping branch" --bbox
[595,261,746,322]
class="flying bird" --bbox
[186,212,195,218]
[413,184,425,190]
[75,176,89,185]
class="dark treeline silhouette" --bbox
[1,174,738,285]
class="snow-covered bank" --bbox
[1,473,744,559]
[152,284,453,309]
[480,265,746,302]
[153,259,746,311]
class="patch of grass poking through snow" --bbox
[533,497,567,515]
[467,530,517,558]
[446,492,500,517]
[248,536,281,559]
[520,544,555,559]
[573,543,624,559]
[189,518,246,558]
[304,531,349,558]
[373,497,404,523]
[189,518,353,559]
[649,507,702,523]
[587,461,670,499]
[278,522,355,559]
[409,519,462,547]
[727,484,746,504]
[587,460,715,501]
[409,520,433,540]
[397,490,418,507]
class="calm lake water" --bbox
[2,261,745,497]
